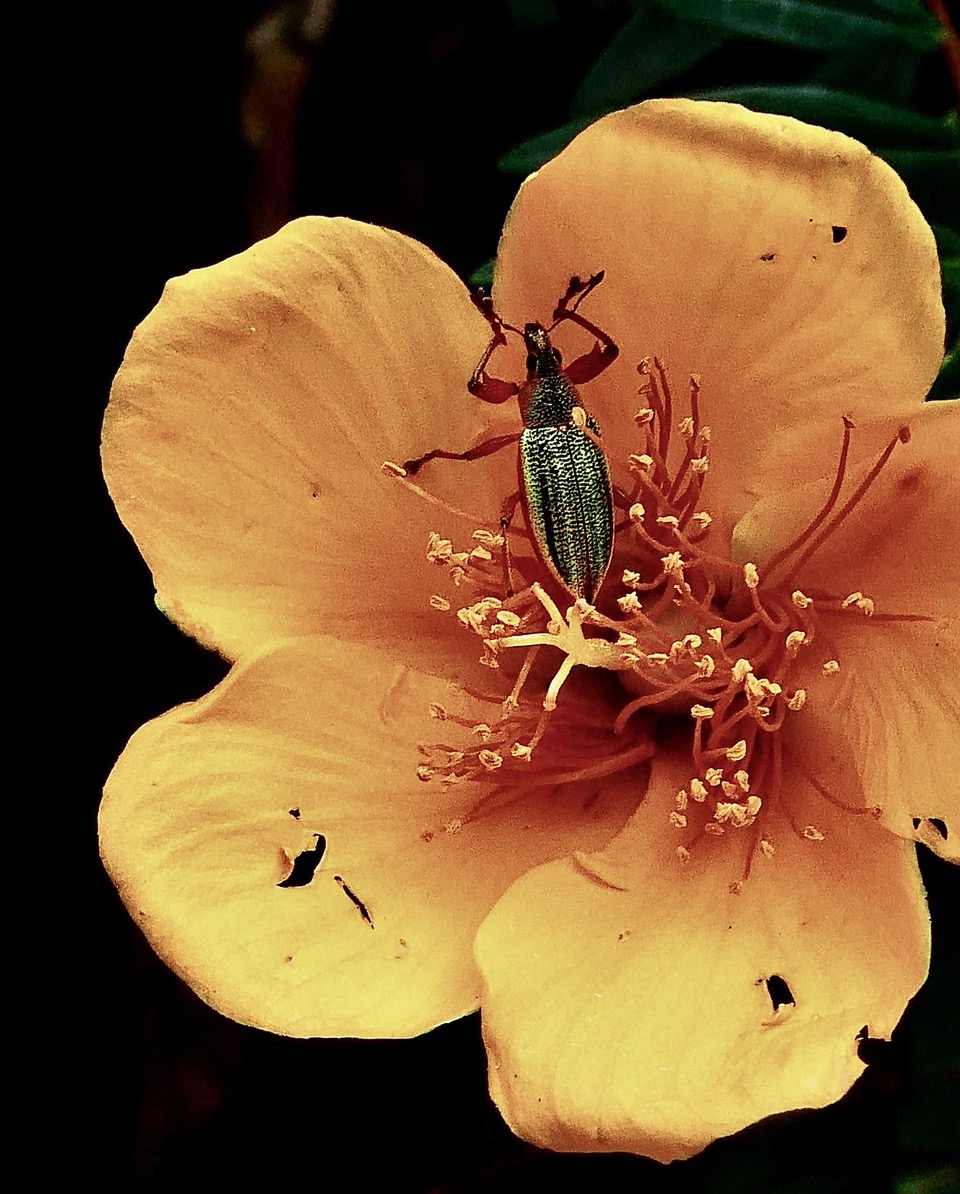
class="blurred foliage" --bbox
[498,0,959,398]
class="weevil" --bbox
[402,273,618,603]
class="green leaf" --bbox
[831,0,938,21]
[811,44,918,105]
[650,0,945,51]
[498,118,593,174]
[684,86,960,149]
[933,225,960,259]
[571,6,728,117]
[468,258,495,289]
[894,1165,960,1194]
[940,254,959,347]
[503,0,559,29]
[929,346,959,401]
[879,148,960,228]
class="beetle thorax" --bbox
[520,372,580,427]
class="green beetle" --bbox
[403,273,618,604]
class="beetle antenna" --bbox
[471,289,522,339]
[550,270,605,326]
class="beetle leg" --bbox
[611,483,634,511]
[609,483,637,532]
[549,273,619,385]
[469,293,523,403]
[561,335,619,385]
[401,432,520,476]
[553,310,619,384]
[554,271,605,314]
[499,490,522,595]
[468,372,520,404]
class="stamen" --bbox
[782,425,910,585]
[764,417,854,576]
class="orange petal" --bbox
[101,637,639,1037]
[103,218,511,661]
[493,100,944,533]
[738,400,960,855]
[474,749,929,1161]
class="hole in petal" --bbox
[335,874,375,929]
[831,225,847,243]
[277,834,326,888]
[759,251,778,262]
[289,808,301,819]
[765,974,795,1012]
[928,818,948,840]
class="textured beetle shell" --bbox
[520,412,613,604]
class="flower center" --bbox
[397,357,915,877]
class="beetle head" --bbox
[523,323,562,378]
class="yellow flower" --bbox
[101,100,957,1162]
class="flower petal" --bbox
[474,749,930,1161]
[103,217,510,661]
[101,637,640,1037]
[493,100,944,532]
[737,400,960,855]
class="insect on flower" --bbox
[389,273,618,604]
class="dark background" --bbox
[74,2,958,1189]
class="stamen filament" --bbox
[782,427,909,585]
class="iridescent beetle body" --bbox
[516,323,613,604]
[400,273,618,604]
